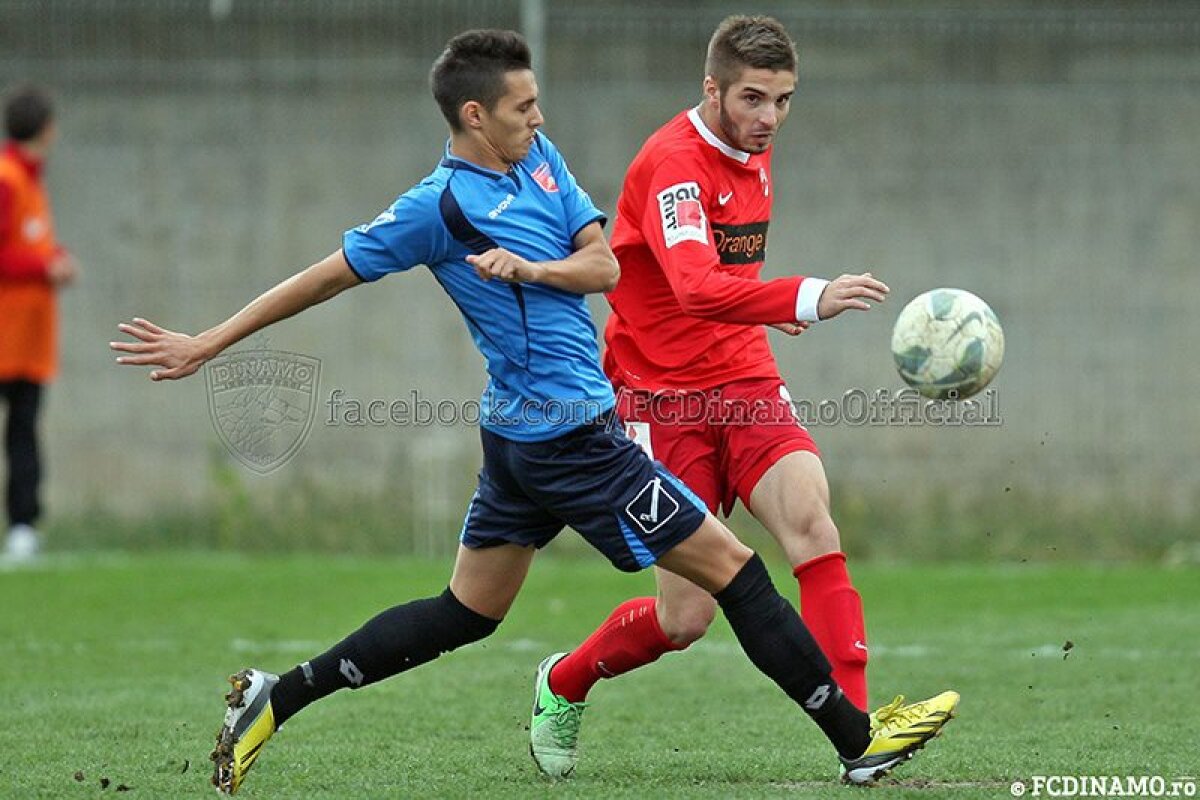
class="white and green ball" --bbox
[890,288,1004,399]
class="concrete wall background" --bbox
[1,1,1197,532]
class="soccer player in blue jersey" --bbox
[111,29,956,795]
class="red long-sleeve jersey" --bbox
[604,108,817,391]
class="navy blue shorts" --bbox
[460,412,708,572]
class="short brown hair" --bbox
[705,15,797,91]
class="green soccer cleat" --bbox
[529,653,588,779]
[211,669,279,795]
[839,690,959,785]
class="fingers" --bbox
[470,250,524,283]
[151,365,195,382]
[131,317,167,335]
[113,352,166,366]
[114,321,158,343]
[835,274,889,301]
[109,339,153,353]
[822,273,889,314]
[769,321,809,336]
[847,286,888,304]
[114,318,175,343]
[469,250,506,281]
[111,318,194,378]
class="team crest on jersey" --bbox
[532,162,558,192]
[657,181,707,248]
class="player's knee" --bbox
[658,596,717,647]
[778,510,840,554]
[805,514,840,552]
[440,587,502,650]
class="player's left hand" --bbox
[769,321,810,336]
[817,272,890,320]
[468,247,544,284]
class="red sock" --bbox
[548,597,683,703]
[794,552,870,710]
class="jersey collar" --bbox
[440,140,509,180]
[687,107,750,165]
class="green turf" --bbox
[1,554,1195,798]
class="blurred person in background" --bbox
[0,84,78,562]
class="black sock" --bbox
[270,587,500,727]
[714,553,870,759]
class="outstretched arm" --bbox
[111,249,361,381]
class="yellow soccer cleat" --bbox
[210,669,279,795]
[839,690,959,785]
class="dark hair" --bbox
[430,29,533,132]
[705,16,797,92]
[4,84,55,142]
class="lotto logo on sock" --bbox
[339,658,364,687]
[804,684,832,711]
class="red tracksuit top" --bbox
[604,108,818,392]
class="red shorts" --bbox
[615,376,820,517]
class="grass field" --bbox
[1,553,1195,798]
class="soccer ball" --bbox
[890,288,1004,399]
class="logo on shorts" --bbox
[625,476,680,534]
[657,181,707,248]
[779,385,806,429]
[205,344,320,474]
[625,421,654,459]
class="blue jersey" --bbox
[342,132,613,441]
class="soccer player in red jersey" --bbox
[532,16,918,779]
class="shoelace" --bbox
[872,695,934,733]
[547,701,588,748]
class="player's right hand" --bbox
[110,318,208,381]
[467,247,544,284]
[816,272,889,320]
[47,253,80,287]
